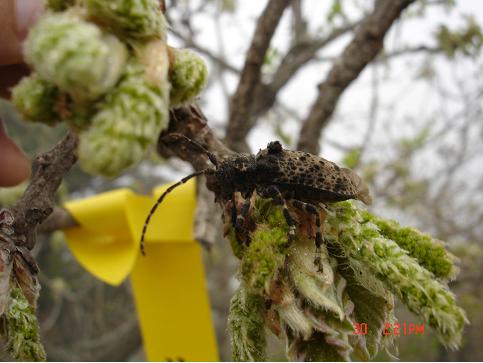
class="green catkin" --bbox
[169,48,208,106]
[24,12,128,102]
[361,210,458,280]
[228,287,266,362]
[326,201,467,349]
[11,74,61,125]
[4,288,46,362]
[78,60,169,177]
[86,0,167,39]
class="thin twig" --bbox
[38,207,78,233]
[9,131,78,249]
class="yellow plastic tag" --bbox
[63,180,219,361]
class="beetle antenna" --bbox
[140,168,213,255]
[166,133,218,167]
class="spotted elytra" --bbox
[140,136,371,254]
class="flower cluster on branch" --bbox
[227,196,466,361]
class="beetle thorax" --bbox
[214,154,257,193]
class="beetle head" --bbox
[267,141,283,155]
[254,141,284,176]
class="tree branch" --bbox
[38,207,78,233]
[39,105,234,234]
[291,0,307,45]
[225,20,357,151]
[297,0,416,154]
[9,131,78,249]
[225,0,292,152]
[158,105,234,172]
[249,22,357,122]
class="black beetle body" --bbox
[140,139,371,254]
[212,141,371,205]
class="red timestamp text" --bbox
[353,322,425,336]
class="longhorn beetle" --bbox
[140,135,371,255]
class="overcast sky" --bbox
[168,0,483,161]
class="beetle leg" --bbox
[235,191,253,244]
[291,200,323,270]
[291,200,321,242]
[258,185,297,242]
[230,193,238,227]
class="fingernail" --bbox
[15,0,44,40]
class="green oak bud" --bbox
[86,0,167,39]
[78,60,169,177]
[169,48,208,106]
[24,12,127,102]
[11,74,60,125]
[94,61,169,143]
[226,193,466,360]
[78,124,146,177]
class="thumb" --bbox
[0,0,44,65]
[0,119,31,187]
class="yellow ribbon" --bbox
[63,180,219,361]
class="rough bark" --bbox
[9,131,78,249]
[158,105,234,171]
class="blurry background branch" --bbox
[225,0,293,152]
[232,21,359,145]
[297,0,416,153]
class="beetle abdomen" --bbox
[256,145,372,205]
[273,182,357,204]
